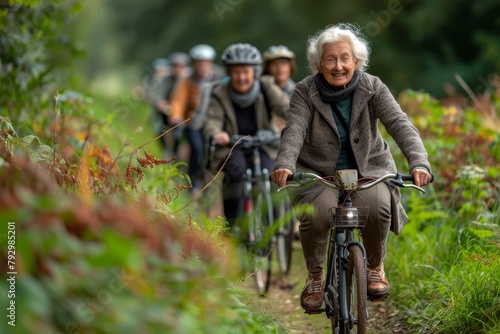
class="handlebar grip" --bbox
[401,174,414,182]
[401,173,434,183]
[286,172,304,181]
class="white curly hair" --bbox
[306,23,371,74]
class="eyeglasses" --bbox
[322,56,355,67]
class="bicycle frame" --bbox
[243,142,273,247]
[209,130,281,295]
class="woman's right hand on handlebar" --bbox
[271,168,293,187]
[412,168,432,187]
[213,131,230,145]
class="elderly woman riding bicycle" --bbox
[271,23,432,313]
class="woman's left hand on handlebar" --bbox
[412,168,431,187]
[271,168,293,187]
[213,132,230,145]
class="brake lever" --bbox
[402,183,426,194]
[277,183,300,192]
[277,178,315,192]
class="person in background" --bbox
[270,23,432,313]
[262,45,297,96]
[150,52,190,157]
[169,44,225,192]
[262,45,300,238]
[144,57,171,155]
[203,43,289,227]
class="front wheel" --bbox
[343,245,368,333]
[276,195,295,275]
[250,183,273,295]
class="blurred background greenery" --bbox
[3,0,499,152]
[74,0,500,98]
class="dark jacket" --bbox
[203,75,290,171]
[274,72,431,234]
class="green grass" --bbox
[385,191,500,333]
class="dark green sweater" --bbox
[331,94,358,170]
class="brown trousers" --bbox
[298,182,392,277]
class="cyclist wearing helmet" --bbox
[149,52,190,157]
[203,43,289,226]
[144,58,170,154]
[262,45,297,95]
[263,45,297,133]
[170,44,225,191]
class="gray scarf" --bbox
[282,79,296,95]
[315,69,361,103]
[229,80,260,108]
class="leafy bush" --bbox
[1,0,83,133]
[385,84,500,333]
[0,145,287,334]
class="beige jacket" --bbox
[274,72,431,235]
[203,75,290,171]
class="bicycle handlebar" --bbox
[228,131,281,148]
[280,171,434,194]
[207,130,281,169]
[209,130,281,149]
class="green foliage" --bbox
[0,0,83,132]
[423,258,500,334]
[0,116,54,164]
[382,85,500,333]
[0,158,287,334]
[0,221,287,334]
[0,105,287,334]
[387,161,500,333]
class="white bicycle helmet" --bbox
[221,43,262,66]
[189,44,216,61]
[262,45,295,62]
[169,52,190,66]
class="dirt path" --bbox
[243,241,410,334]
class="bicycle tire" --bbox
[325,233,340,333]
[234,216,251,279]
[276,195,294,275]
[251,182,273,295]
[343,245,367,334]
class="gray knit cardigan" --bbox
[274,72,431,235]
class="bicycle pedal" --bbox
[304,308,324,315]
[368,293,389,302]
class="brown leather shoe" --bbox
[367,262,389,298]
[300,273,324,312]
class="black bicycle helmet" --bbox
[221,43,262,66]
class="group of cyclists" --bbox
[143,26,432,318]
[144,43,297,198]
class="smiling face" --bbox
[267,58,292,87]
[318,41,359,88]
[228,64,255,94]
